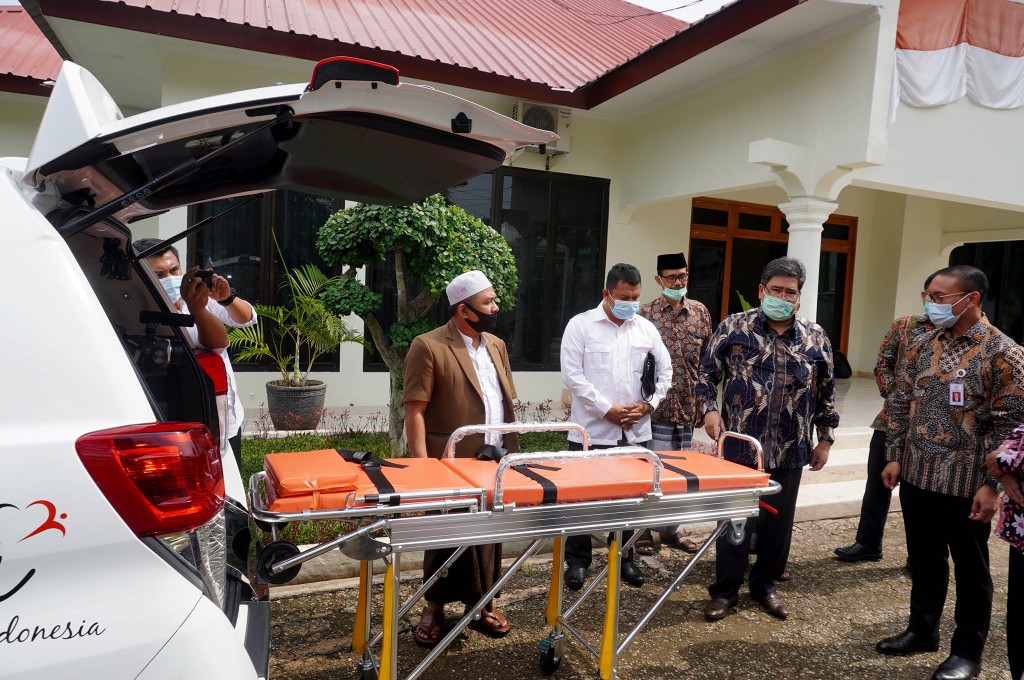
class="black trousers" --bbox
[1008,545,1023,680]
[854,429,891,550]
[228,430,242,471]
[709,466,802,600]
[900,481,992,662]
[564,440,645,568]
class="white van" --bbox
[0,57,555,678]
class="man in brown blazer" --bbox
[404,269,518,647]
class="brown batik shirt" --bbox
[640,296,713,429]
[886,317,1024,498]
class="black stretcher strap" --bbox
[655,453,699,493]
[510,463,561,505]
[337,449,407,505]
[475,444,561,505]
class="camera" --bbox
[193,269,215,286]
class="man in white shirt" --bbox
[135,239,258,468]
[560,262,672,591]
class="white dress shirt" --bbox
[560,303,672,446]
[458,329,505,446]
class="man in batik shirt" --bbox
[697,256,838,622]
[835,302,934,563]
[878,265,1024,680]
[636,251,712,555]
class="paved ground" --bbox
[268,514,1014,679]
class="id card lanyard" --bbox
[949,368,967,407]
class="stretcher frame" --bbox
[248,423,779,680]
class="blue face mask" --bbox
[924,294,969,329]
[160,274,184,303]
[662,286,686,301]
[611,299,640,320]
[761,294,795,321]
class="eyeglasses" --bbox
[763,285,800,302]
[659,273,689,284]
[924,291,967,304]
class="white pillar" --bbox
[779,197,837,322]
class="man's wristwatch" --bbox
[218,291,237,306]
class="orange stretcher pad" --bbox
[445,452,768,506]
[262,449,769,512]
[263,451,475,512]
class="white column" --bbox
[779,197,837,322]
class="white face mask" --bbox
[160,274,184,303]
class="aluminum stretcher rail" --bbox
[248,423,780,680]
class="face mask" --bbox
[611,299,640,320]
[761,294,795,321]
[662,286,686,301]
[465,305,499,334]
[924,294,969,329]
[160,274,184,303]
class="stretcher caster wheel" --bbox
[257,540,301,585]
[540,645,561,675]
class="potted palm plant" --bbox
[228,243,365,430]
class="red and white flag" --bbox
[895,0,1024,109]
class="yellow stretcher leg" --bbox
[378,559,397,680]
[352,560,370,654]
[546,536,564,627]
[599,534,621,680]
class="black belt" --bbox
[655,453,699,493]
[476,444,561,505]
[337,449,407,505]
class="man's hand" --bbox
[703,411,723,441]
[969,484,999,523]
[605,403,633,427]
[808,440,831,471]
[620,402,651,429]
[180,266,210,313]
[881,461,901,490]
[208,273,232,302]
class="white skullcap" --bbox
[446,270,492,305]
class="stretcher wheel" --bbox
[540,645,561,675]
[257,540,301,585]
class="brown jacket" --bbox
[403,318,519,457]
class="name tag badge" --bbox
[949,380,965,407]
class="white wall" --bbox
[0,96,48,158]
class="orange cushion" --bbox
[263,453,478,512]
[443,451,769,506]
[264,449,360,497]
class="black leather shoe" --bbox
[932,655,980,680]
[754,592,789,620]
[620,561,645,587]
[876,629,940,656]
[564,565,587,591]
[834,542,883,562]
[703,596,738,621]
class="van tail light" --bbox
[76,423,225,537]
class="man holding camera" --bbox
[134,238,257,465]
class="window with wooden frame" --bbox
[688,197,856,353]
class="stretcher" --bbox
[249,423,779,680]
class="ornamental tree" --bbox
[317,193,518,456]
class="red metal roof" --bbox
[91,0,686,90]
[0,6,62,92]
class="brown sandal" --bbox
[665,531,700,554]
[469,607,511,638]
[635,529,656,556]
[414,602,445,647]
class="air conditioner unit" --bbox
[511,101,571,154]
